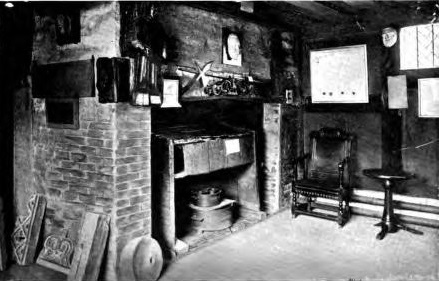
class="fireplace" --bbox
[151,123,263,258]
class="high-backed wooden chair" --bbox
[291,127,354,227]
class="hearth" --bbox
[151,124,264,258]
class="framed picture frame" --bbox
[418,78,439,118]
[222,28,243,66]
[161,76,181,108]
[310,44,368,104]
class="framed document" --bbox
[310,44,368,103]
[387,75,408,109]
[418,78,439,118]
[161,76,181,108]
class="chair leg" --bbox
[307,197,312,212]
[291,190,297,218]
[337,194,344,227]
[345,200,351,220]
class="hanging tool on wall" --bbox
[181,60,213,94]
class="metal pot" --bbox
[191,187,223,207]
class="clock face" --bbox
[382,27,397,47]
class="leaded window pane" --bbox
[400,23,439,70]
[433,24,439,67]
[417,24,433,69]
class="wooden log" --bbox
[11,194,46,265]
[0,197,7,271]
[68,212,110,281]
[118,236,163,281]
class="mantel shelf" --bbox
[181,96,265,102]
[174,172,187,179]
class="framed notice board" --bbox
[310,44,368,104]
[418,78,439,118]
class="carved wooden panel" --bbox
[12,194,46,265]
[68,212,110,281]
[36,234,74,274]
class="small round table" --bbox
[363,168,423,240]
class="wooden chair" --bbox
[291,127,354,227]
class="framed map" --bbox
[310,44,368,103]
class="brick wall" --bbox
[114,104,151,253]
[31,98,152,281]
[13,2,153,280]
[32,98,117,240]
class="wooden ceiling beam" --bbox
[179,1,303,31]
[282,0,344,21]
[316,1,358,17]
[262,1,324,26]
[341,0,376,9]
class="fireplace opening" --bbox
[174,167,249,239]
[151,124,264,257]
[173,164,265,252]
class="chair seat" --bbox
[294,179,341,197]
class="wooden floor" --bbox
[0,264,66,281]
[160,210,439,281]
[1,210,438,281]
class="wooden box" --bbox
[175,136,254,177]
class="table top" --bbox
[363,168,414,181]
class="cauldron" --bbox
[191,187,223,207]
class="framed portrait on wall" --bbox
[310,44,368,104]
[418,78,439,118]
[222,28,243,66]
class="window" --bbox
[400,23,439,70]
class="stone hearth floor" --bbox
[178,216,261,256]
[1,210,438,281]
